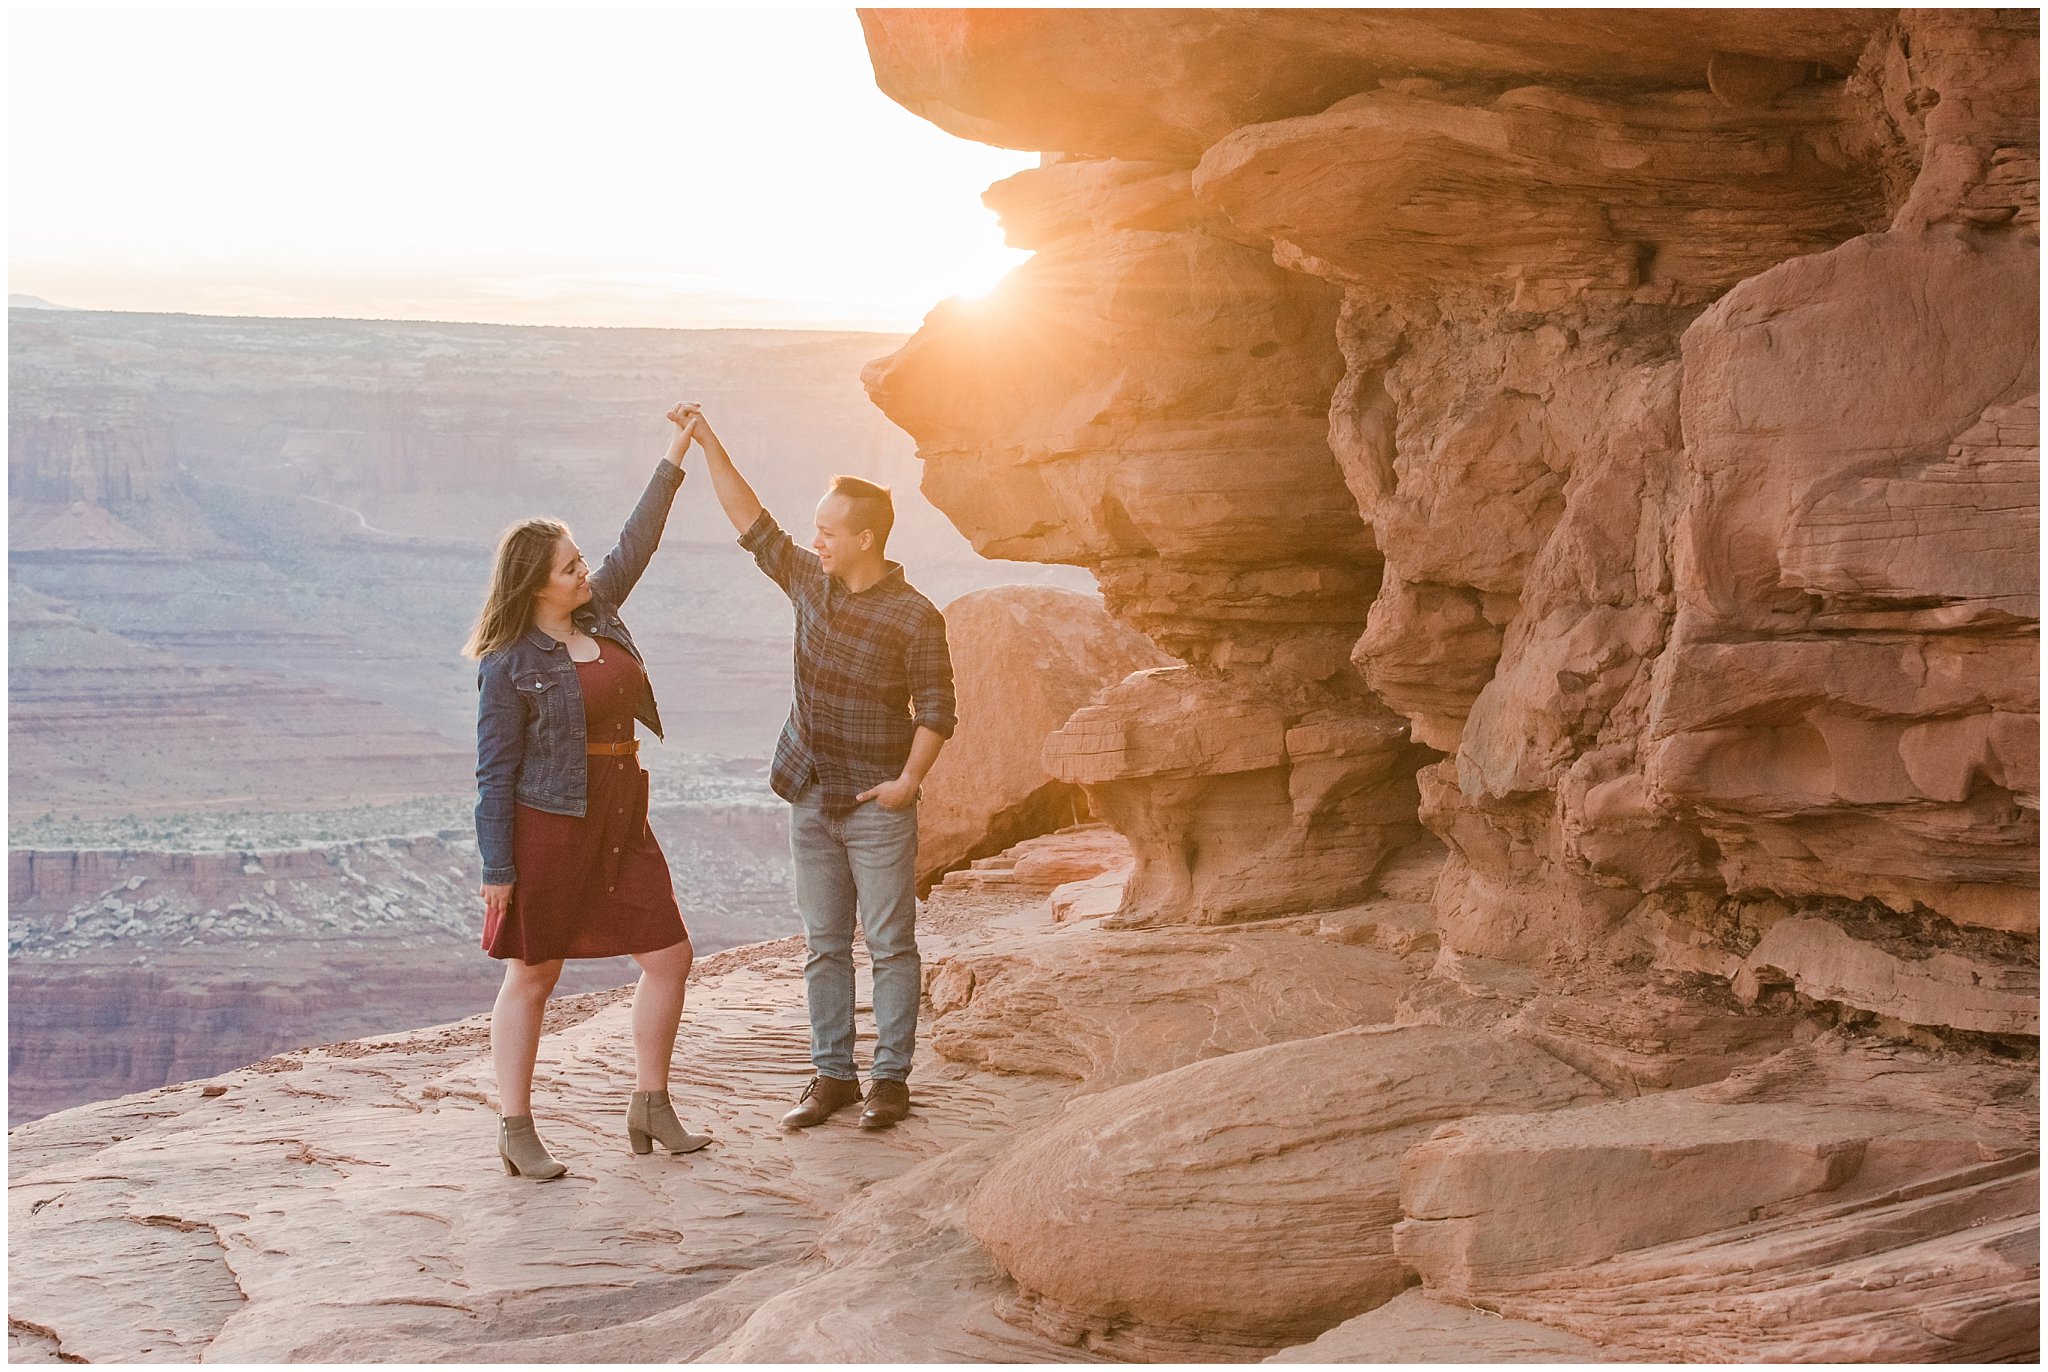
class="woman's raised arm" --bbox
[584,408,695,608]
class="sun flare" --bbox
[8,9,1038,332]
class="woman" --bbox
[465,404,708,1179]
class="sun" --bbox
[943,242,1033,303]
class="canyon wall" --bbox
[857,6,2039,1360]
[6,313,999,806]
[863,2,2038,1035]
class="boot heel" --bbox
[497,1114,568,1180]
[629,1126,653,1155]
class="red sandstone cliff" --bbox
[857,6,2038,1359]
[863,8,2037,975]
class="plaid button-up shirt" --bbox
[740,509,957,817]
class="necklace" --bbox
[537,620,601,663]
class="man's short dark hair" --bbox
[828,475,895,551]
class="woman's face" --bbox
[532,533,591,617]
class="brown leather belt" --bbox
[587,739,639,757]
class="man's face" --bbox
[812,493,870,575]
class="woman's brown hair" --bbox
[464,518,569,658]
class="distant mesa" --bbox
[10,293,77,310]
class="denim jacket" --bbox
[474,459,684,885]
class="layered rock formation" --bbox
[862,0,2037,1037]
[915,585,1169,889]
[855,5,2039,1360]
[866,126,1434,927]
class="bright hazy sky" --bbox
[9,5,1037,332]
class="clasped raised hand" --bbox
[663,402,703,466]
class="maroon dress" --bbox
[481,639,689,962]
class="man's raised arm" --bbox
[670,404,762,534]
[672,404,818,599]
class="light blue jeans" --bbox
[788,784,922,1083]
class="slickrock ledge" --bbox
[7,843,1097,1365]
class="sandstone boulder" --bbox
[1393,1037,2040,1361]
[916,586,1167,891]
[925,913,1420,1089]
[1398,1096,1996,1291]
[1047,866,1127,923]
[1498,1156,2039,1362]
[1265,1289,1631,1363]
[965,1024,1603,1359]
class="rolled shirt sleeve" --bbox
[738,508,823,601]
[907,607,957,740]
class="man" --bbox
[670,403,954,1131]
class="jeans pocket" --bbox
[857,797,919,830]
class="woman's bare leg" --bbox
[629,938,695,1092]
[492,957,563,1116]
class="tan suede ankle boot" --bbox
[498,1114,568,1180]
[627,1089,712,1155]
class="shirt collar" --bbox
[838,561,906,597]
[523,604,601,652]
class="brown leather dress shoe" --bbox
[780,1074,862,1129]
[858,1078,910,1130]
